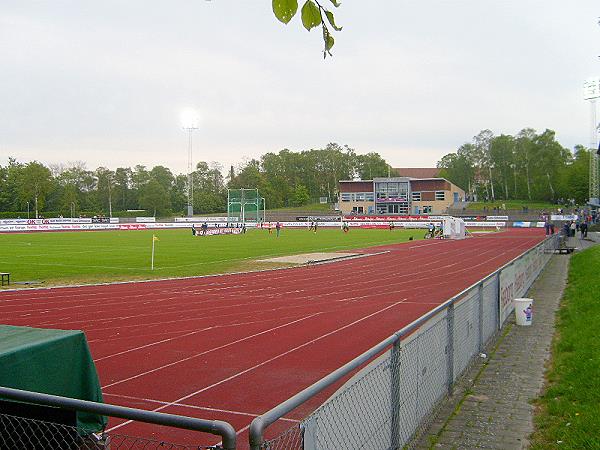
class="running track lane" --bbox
[0,229,546,448]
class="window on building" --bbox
[399,182,409,199]
[352,206,364,214]
[435,191,445,201]
[423,205,432,213]
[412,192,421,201]
[341,193,352,202]
[365,192,374,201]
[355,192,366,201]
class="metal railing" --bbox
[0,386,236,450]
[249,234,559,449]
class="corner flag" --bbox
[151,235,159,270]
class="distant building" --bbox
[393,167,441,178]
[338,175,465,216]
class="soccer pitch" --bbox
[0,228,420,287]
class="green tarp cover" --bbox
[0,325,107,432]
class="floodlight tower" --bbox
[181,109,199,217]
[583,78,600,206]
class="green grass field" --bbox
[467,200,567,211]
[0,228,418,287]
[530,246,600,449]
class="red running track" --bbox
[0,228,546,448]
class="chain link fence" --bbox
[0,412,213,449]
[0,386,236,450]
[253,234,559,450]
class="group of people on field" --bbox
[191,223,209,236]
[424,222,443,239]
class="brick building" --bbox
[338,175,465,216]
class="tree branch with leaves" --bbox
[272,0,342,58]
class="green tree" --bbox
[562,145,589,204]
[95,167,115,216]
[437,151,472,192]
[291,184,310,206]
[0,158,24,212]
[139,179,170,216]
[355,152,391,180]
[113,167,133,211]
[489,134,516,200]
[17,162,53,218]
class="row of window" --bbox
[342,191,446,202]
[412,191,445,201]
[340,192,375,202]
[374,182,409,197]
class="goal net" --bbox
[442,217,466,240]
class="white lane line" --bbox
[101,312,323,389]
[102,393,299,423]
[105,299,405,433]
[94,326,215,362]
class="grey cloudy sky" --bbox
[1,1,598,175]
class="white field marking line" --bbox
[408,240,449,249]
[102,393,299,423]
[105,299,406,434]
[101,312,323,389]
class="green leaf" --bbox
[328,0,341,7]
[301,0,321,31]
[322,25,335,54]
[272,0,298,24]
[324,10,342,31]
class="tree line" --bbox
[0,143,393,218]
[1,130,589,218]
[437,128,590,205]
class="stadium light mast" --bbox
[181,109,199,217]
[583,77,600,206]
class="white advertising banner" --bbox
[174,217,234,222]
[0,223,120,232]
[550,214,578,221]
[499,240,551,324]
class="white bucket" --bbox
[514,298,533,326]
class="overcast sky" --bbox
[1,1,599,175]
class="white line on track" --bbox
[105,299,405,433]
[101,312,323,389]
[102,393,299,423]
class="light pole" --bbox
[181,109,199,217]
[584,77,600,205]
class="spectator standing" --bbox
[580,221,588,238]
[275,221,281,237]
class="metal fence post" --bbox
[496,269,503,331]
[478,282,484,352]
[446,303,455,395]
[390,336,401,450]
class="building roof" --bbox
[393,168,440,178]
